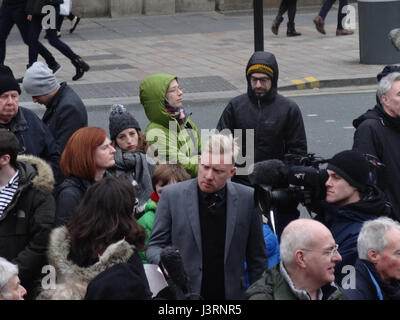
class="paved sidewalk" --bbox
[4,5,399,107]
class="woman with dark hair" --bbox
[54,126,116,227]
[37,176,152,300]
[108,104,156,218]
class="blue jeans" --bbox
[318,0,349,30]
[0,4,57,67]
[28,6,78,64]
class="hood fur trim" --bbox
[17,154,55,194]
[48,226,135,282]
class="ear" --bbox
[0,154,11,166]
[381,94,388,104]
[294,250,307,269]
[367,249,379,264]
[230,166,236,177]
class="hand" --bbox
[27,15,32,21]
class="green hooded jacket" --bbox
[138,197,158,264]
[140,73,201,177]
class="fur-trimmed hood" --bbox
[37,226,135,300]
[16,154,55,194]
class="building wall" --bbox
[0,0,325,17]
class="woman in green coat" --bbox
[139,74,201,177]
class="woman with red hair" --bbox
[54,127,116,227]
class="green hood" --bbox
[139,73,177,128]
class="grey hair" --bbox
[377,72,400,104]
[201,133,239,165]
[279,221,313,268]
[0,257,18,298]
[357,217,400,259]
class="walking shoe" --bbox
[287,23,301,37]
[271,16,284,35]
[336,28,354,36]
[69,16,80,34]
[313,16,326,35]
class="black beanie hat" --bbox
[109,104,141,141]
[0,65,21,95]
[327,150,370,192]
[377,65,400,82]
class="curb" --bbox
[279,76,377,91]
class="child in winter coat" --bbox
[138,164,191,263]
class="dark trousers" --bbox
[318,0,349,29]
[56,12,75,32]
[276,0,297,25]
[28,7,78,64]
[0,4,56,67]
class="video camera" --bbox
[249,153,329,215]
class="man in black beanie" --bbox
[0,65,61,183]
[318,150,392,287]
[353,66,400,221]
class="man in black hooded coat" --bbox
[352,66,400,221]
[217,51,307,237]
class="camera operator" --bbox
[321,150,392,285]
[252,150,392,286]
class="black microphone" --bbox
[248,159,289,187]
[160,246,192,300]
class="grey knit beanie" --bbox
[109,104,141,140]
[22,62,59,96]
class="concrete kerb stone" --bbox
[279,76,377,91]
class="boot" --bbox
[271,16,284,35]
[287,23,301,37]
[71,56,90,81]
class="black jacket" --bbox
[321,186,391,285]
[353,103,400,220]
[0,155,55,297]
[54,175,94,227]
[2,107,61,184]
[42,82,88,153]
[217,51,307,186]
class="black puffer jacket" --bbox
[54,175,94,227]
[217,51,307,186]
[0,155,55,297]
[353,102,400,220]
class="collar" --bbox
[280,262,323,300]
[198,184,227,203]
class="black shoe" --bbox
[69,16,80,34]
[271,16,284,35]
[49,62,61,74]
[287,23,301,37]
[71,56,89,81]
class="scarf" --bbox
[164,98,187,126]
[113,147,155,214]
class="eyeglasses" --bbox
[167,86,183,94]
[250,76,271,85]
[301,244,339,257]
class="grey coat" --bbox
[146,178,267,300]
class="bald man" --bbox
[246,219,347,300]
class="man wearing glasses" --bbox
[216,51,307,238]
[246,218,346,300]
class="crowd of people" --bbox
[1,45,400,301]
